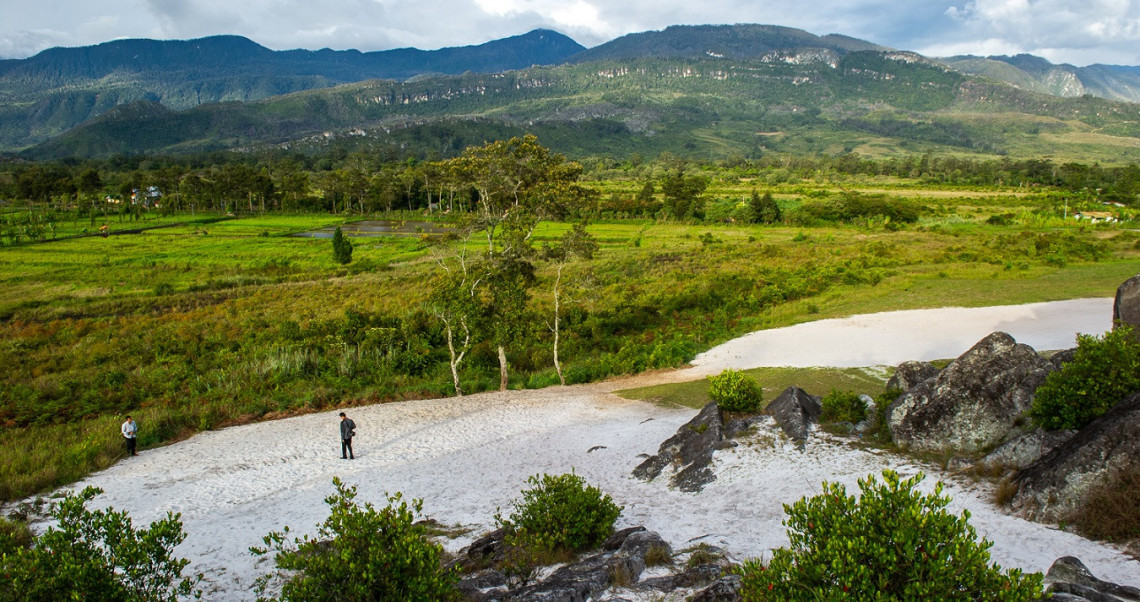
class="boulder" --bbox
[1013,392,1140,523]
[886,360,940,393]
[887,332,1054,454]
[507,529,672,601]
[1050,348,1078,370]
[508,552,633,601]
[614,530,672,579]
[602,526,646,551]
[689,574,743,601]
[632,402,724,492]
[1114,274,1140,339]
[976,428,1077,473]
[1042,556,1140,601]
[765,386,821,442]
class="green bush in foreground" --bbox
[738,470,1043,601]
[1030,325,1140,430]
[820,389,868,424]
[496,472,622,555]
[0,487,200,602]
[707,368,763,413]
[251,478,456,602]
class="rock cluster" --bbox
[453,527,738,601]
[887,332,1054,454]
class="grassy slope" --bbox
[1,191,1138,501]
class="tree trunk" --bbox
[444,318,467,397]
[498,345,509,391]
[553,264,565,386]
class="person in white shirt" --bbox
[121,416,138,456]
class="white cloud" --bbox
[0,0,1137,65]
[939,0,1140,63]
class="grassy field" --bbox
[1,186,1138,502]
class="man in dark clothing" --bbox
[339,412,356,459]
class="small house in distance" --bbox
[1072,210,1117,223]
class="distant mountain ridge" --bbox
[0,29,585,85]
[6,23,1140,162]
[0,29,585,151]
[571,23,889,63]
[940,54,1140,103]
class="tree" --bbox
[660,171,707,219]
[749,190,782,224]
[427,238,484,396]
[252,478,456,602]
[543,222,597,385]
[485,248,536,391]
[331,226,353,265]
[0,487,201,602]
[447,135,586,390]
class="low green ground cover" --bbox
[1,202,1138,501]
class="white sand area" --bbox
[38,297,1139,599]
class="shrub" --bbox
[1030,325,1140,430]
[0,487,200,602]
[707,369,763,413]
[820,389,868,424]
[1068,466,1140,542]
[331,226,353,265]
[252,478,456,602]
[738,470,1044,601]
[0,516,33,551]
[496,472,622,555]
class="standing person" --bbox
[121,415,138,456]
[339,412,356,460]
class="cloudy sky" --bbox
[2,0,1138,66]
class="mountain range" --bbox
[4,24,1140,162]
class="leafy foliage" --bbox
[252,477,456,602]
[331,226,353,265]
[820,389,868,423]
[707,368,764,413]
[738,470,1044,601]
[0,487,200,602]
[748,190,782,224]
[496,472,622,555]
[1030,325,1140,430]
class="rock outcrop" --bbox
[1013,391,1140,522]
[1114,274,1140,339]
[887,332,1054,454]
[632,402,725,492]
[885,360,940,393]
[976,428,1077,473]
[632,402,764,492]
[455,527,728,601]
[1042,556,1140,601]
[765,386,821,442]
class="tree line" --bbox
[2,146,1138,216]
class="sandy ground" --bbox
[32,297,1139,599]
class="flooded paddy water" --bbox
[294,220,451,239]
